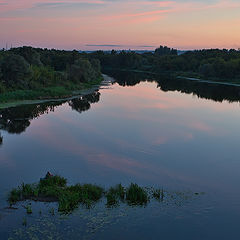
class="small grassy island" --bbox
[8,174,151,213]
[8,174,200,214]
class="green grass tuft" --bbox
[126,183,149,205]
[106,184,125,206]
[26,205,32,214]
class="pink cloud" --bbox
[0,0,106,13]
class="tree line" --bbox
[1,45,240,94]
[0,46,102,93]
[87,46,240,81]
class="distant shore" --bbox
[177,76,240,87]
[105,67,240,88]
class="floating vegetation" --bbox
[8,174,203,213]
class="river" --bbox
[0,71,240,239]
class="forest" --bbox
[0,46,102,101]
[88,46,240,81]
[1,46,240,102]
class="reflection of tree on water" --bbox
[158,77,240,103]
[105,70,152,86]
[0,103,60,135]
[0,91,101,139]
[69,91,100,113]
[107,70,240,103]
[0,133,3,145]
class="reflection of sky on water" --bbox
[1,79,240,239]
[1,81,240,200]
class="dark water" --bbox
[1,72,240,239]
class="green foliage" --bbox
[8,188,22,205]
[106,184,125,206]
[90,47,240,82]
[126,183,148,205]
[0,47,102,103]
[8,175,201,213]
[67,58,100,83]
[0,86,70,103]
[29,65,61,88]
[39,175,67,188]
[26,204,32,214]
[10,46,43,66]
[0,53,32,88]
[8,175,103,213]
[21,183,35,198]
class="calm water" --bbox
[1,72,240,239]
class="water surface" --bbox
[1,72,240,239]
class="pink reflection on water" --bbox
[190,121,212,133]
[30,120,200,184]
[0,153,14,168]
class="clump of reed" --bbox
[126,183,149,205]
[153,189,164,202]
[9,174,197,213]
[106,184,125,206]
[8,175,104,213]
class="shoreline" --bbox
[104,68,240,87]
[177,76,240,87]
[0,74,114,109]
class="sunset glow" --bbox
[1,0,240,50]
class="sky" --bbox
[0,0,240,50]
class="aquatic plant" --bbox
[153,189,164,201]
[26,205,32,214]
[126,183,149,205]
[106,184,125,206]
[8,174,201,213]
[8,175,104,213]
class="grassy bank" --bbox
[0,78,102,108]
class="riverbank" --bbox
[177,76,240,87]
[104,67,240,87]
[0,75,114,109]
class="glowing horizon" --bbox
[1,0,240,50]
